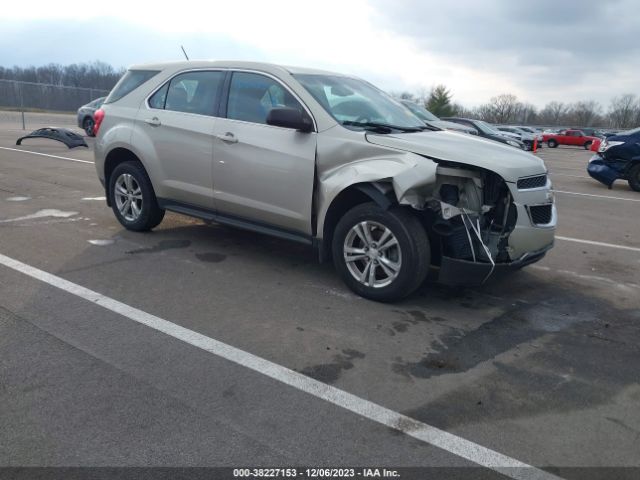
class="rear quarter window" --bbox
[104,70,159,104]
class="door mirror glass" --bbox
[266,107,313,132]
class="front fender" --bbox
[316,152,438,238]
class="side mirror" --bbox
[266,107,313,133]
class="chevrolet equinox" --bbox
[94,61,556,302]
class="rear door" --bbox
[211,71,317,235]
[135,70,224,208]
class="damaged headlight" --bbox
[599,140,624,153]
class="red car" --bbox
[543,129,599,149]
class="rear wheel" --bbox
[584,141,592,150]
[628,164,640,192]
[109,161,165,231]
[548,139,558,148]
[83,117,95,137]
[332,203,430,302]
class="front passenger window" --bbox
[227,72,304,125]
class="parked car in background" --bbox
[516,126,545,144]
[442,117,525,149]
[572,127,606,138]
[400,101,477,135]
[495,126,541,151]
[94,60,555,301]
[542,129,599,149]
[77,97,106,136]
[588,127,640,191]
[602,130,620,139]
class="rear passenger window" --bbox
[148,83,169,109]
[160,71,224,116]
[104,70,159,104]
[227,72,303,125]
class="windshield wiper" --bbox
[342,120,425,133]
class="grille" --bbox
[517,174,547,189]
[529,205,552,225]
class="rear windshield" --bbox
[104,70,159,104]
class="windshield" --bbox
[294,74,425,131]
[475,120,502,135]
[401,101,439,121]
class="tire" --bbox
[83,117,95,137]
[628,163,640,192]
[584,141,592,150]
[548,139,558,148]
[108,161,165,231]
[332,202,430,302]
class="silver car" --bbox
[94,61,556,302]
[77,96,106,136]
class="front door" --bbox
[212,71,317,235]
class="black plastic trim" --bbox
[354,183,393,210]
[157,198,313,246]
[437,244,552,286]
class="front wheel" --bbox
[628,164,640,192]
[332,203,430,302]
[584,141,592,150]
[109,161,165,231]
[548,139,558,148]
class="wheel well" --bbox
[319,182,396,262]
[104,148,143,206]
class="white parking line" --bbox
[0,251,559,480]
[0,146,94,164]
[556,236,640,253]
[554,190,640,202]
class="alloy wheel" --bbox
[343,221,402,288]
[114,173,143,222]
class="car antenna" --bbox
[180,45,190,60]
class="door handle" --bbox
[215,132,238,144]
[144,117,161,127]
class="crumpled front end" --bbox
[587,154,625,188]
[414,164,556,286]
[317,130,556,285]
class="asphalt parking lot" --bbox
[1,114,639,480]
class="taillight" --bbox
[93,108,105,136]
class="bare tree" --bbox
[567,101,602,127]
[538,101,570,126]
[607,94,639,129]
[515,102,538,124]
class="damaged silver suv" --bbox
[94,61,556,302]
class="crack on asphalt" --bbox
[298,349,365,384]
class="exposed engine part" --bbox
[425,166,516,276]
[16,127,88,149]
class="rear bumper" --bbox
[437,244,551,286]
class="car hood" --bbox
[366,130,546,182]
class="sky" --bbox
[1,0,637,108]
